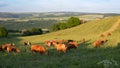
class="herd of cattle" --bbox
[0,32,111,55]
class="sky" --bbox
[0,0,120,13]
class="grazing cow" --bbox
[93,39,107,48]
[65,44,77,50]
[68,40,79,48]
[100,34,104,37]
[82,38,86,43]
[93,40,102,48]
[100,38,107,43]
[0,43,20,53]
[7,46,20,53]
[107,32,111,36]
[24,41,31,46]
[52,41,67,53]
[31,45,48,55]
[45,40,52,47]
[1,43,14,51]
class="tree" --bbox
[50,23,60,32]
[58,22,67,30]
[0,26,8,37]
[67,17,81,28]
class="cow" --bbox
[107,32,111,36]
[24,41,31,46]
[65,44,77,50]
[67,40,79,48]
[52,40,67,53]
[31,45,48,55]
[82,38,86,43]
[100,34,104,37]
[7,46,20,53]
[45,40,52,47]
[0,43,20,53]
[93,40,102,48]
[93,39,107,48]
[0,43,15,51]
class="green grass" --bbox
[0,16,120,68]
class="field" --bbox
[0,16,120,68]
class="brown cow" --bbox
[107,32,111,36]
[93,40,102,48]
[52,40,67,53]
[7,46,20,53]
[31,45,48,55]
[0,43,14,51]
[82,38,86,43]
[68,40,79,48]
[45,40,52,47]
[0,43,20,53]
[100,34,104,37]
[93,39,107,48]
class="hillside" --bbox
[17,16,120,47]
[0,16,120,68]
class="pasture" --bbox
[0,16,120,68]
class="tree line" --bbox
[50,17,82,31]
[0,17,83,37]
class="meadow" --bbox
[0,16,120,68]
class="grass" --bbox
[0,16,120,68]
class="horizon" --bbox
[0,0,120,13]
[0,11,120,14]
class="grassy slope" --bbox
[19,16,120,47]
[0,16,120,68]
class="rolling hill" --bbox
[0,16,120,68]
[17,16,120,47]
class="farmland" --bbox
[0,15,120,68]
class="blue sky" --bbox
[0,0,120,13]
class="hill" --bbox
[18,16,120,47]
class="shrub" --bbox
[21,28,43,36]
[0,26,8,37]
[58,22,67,30]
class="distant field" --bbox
[0,14,104,21]
[0,14,104,31]
[0,20,57,30]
